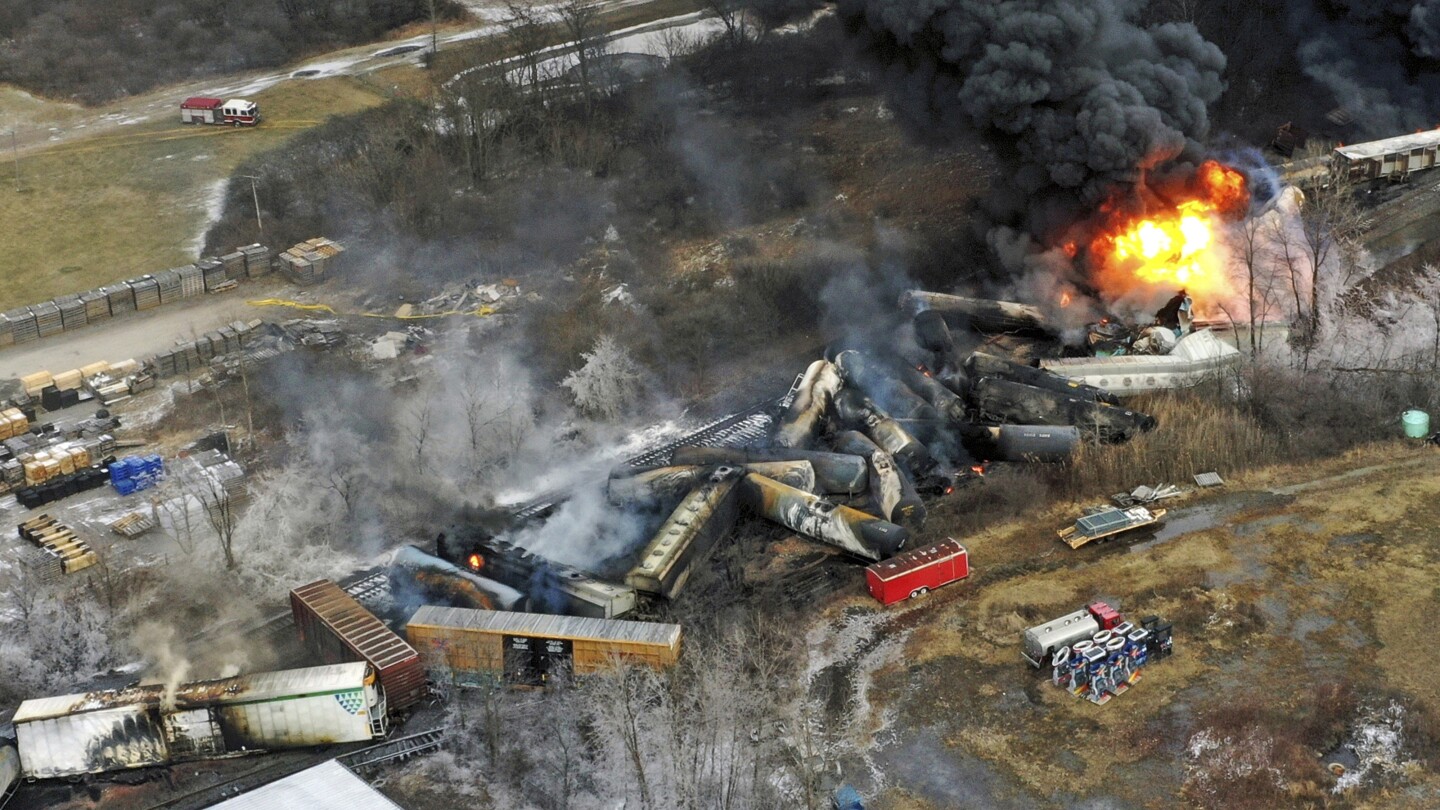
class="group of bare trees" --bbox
[0,0,457,104]
[413,614,845,810]
[1227,170,1365,365]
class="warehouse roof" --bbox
[1335,129,1440,161]
[207,760,404,810]
[408,606,682,648]
[14,663,370,723]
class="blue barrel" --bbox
[1403,410,1430,439]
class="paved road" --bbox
[10,0,686,159]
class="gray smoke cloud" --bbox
[838,0,1226,237]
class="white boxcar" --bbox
[14,662,386,780]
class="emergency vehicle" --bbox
[180,97,261,126]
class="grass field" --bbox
[0,77,388,310]
[0,0,704,313]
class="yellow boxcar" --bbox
[406,606,681,688]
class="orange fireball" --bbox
[1090,160,1248,306]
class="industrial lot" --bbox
[5,1,1440,809]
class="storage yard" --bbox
[4,2,1440,809]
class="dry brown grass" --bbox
[1053,391,1280,499]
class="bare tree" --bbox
[1229,215,1279,358]
[705,0,751,47]
[193,469,242,570]
[502,0,554,95]
[402,398,435,473]
[1296,169,1364,359]
[557,0,607,103]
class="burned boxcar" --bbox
[13,662,386,780]
[406,606,681,687]
[290,579,427,713]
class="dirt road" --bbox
[0,290,280,381]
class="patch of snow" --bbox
[1333,701,1415,793]
[189,178,228,258]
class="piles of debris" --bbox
[1112,483,1183,507]
[444,291,1171,616]
[394,278,521,318]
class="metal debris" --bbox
[1193,472,1224,488]
[1112,483,1182,507]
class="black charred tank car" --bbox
[438,527,637,620]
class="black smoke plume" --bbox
[837,0,1226,242]
[1289,0,1440,138]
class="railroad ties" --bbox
[337,727,448,773]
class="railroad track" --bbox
[233,567,392,652]
[338,727,448,771]
[510,396,786,523]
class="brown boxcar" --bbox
[289,580,426,712]
[406,606,681,688]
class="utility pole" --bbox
[239,174,263,236]
[429,0,439,69]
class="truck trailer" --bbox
[864,538,969,605]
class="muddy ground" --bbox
[808,444,1440,809]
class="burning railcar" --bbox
[13,663,386,780]
[451,537,637,619]
[390,545,523,612]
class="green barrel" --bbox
[1403,410,1431,439]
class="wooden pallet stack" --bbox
[18,514,98,577]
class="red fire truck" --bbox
[864,538,969,605]
[180,97,261,126]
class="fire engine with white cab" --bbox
[180,97,260,126]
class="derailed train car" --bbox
[460,538,637,619]
[970,377,1156,442]
[625,466,742,599]
[13,663,386,780]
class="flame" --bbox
[1060,291,1072,308]
[916,364,933,378]
[467,553,483,571]
[1089,160,1248,306]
